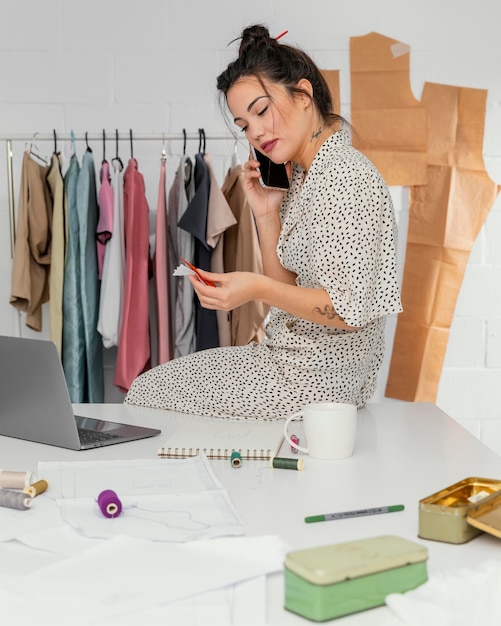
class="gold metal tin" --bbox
[467,490,501,538]
[418,477,501,544]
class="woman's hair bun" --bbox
[239,24,273,57]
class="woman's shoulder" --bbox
[317,131,388,187]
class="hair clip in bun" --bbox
[275,30,288,41]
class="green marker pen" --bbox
[305,504,404,524]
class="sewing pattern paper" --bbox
[386,83,500,401]
[350,32,427,186]
[39,456,244,542]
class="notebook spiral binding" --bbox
[157,447,274,460]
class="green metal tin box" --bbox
[284,535,428,622]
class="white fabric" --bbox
[98,160,125,348]
[0,534,285,625]
[385,559,501,626]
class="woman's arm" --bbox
[189,271,358,330]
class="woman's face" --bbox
[227,76,312,166]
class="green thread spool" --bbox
[271,457,304,471]
[230,451,242,468]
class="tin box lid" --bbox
[466,490,501,538]
[284,535,428,586]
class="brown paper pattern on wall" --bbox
[385,83,500,401]
[320,69,340,116]
[350,32,428,186]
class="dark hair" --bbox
[216,24,344,128]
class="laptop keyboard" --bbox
[78,428,121,445]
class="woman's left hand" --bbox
[188,270,261,311]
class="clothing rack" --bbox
[4,131,236,258]
[0,131,232,142]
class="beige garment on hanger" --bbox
[47,152,68,355]
[10,151,52,331]
[221,164,269,346]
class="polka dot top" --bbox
[264,129,401,371]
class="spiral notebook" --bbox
[157,416,285,460]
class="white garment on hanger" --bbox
[98,160,125,348]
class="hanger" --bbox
[53,129,58,155]
[85,131,92,152]
[70,129,77,157]
[27,132,48,165]
[198,128,206,155]
[102,129,107,164]
[181,128,192,185]
[129,129,134,160]
[161,133,166,162]
[231,134,240,168]
[112,129,123,169]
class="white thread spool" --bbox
[0,469,35,489]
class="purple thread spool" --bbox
[97,489,122,518]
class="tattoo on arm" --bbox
[313,304,341,321]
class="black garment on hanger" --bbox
[177,153,219,351]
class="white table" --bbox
[1,399,501,624]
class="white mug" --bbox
[284,402,358,460]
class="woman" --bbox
[125,24,402,419]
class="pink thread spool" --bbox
[97,489,122,518]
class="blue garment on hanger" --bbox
[76,148,104,402]
[62,154,86,402]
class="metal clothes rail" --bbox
[4,131,236,258]
[0,131,232,142]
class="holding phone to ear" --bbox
[252,148,290,189]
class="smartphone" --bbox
[180,258,216,287]
[253,148,290,189]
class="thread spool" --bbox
[97,489,122,518]
[0,488,32,510]
[270,457,305,471]
[230,451,242,468]
[23,479,49,498]
[0,469,35,489]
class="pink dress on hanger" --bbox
[113,158,151,392]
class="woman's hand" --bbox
[188,270,261,312]
[243,154,290,220]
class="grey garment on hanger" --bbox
[168,154,196,357]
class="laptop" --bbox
[0,335,161,450]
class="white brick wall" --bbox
[1,1,500,453]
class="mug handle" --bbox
[283,412,308,454]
